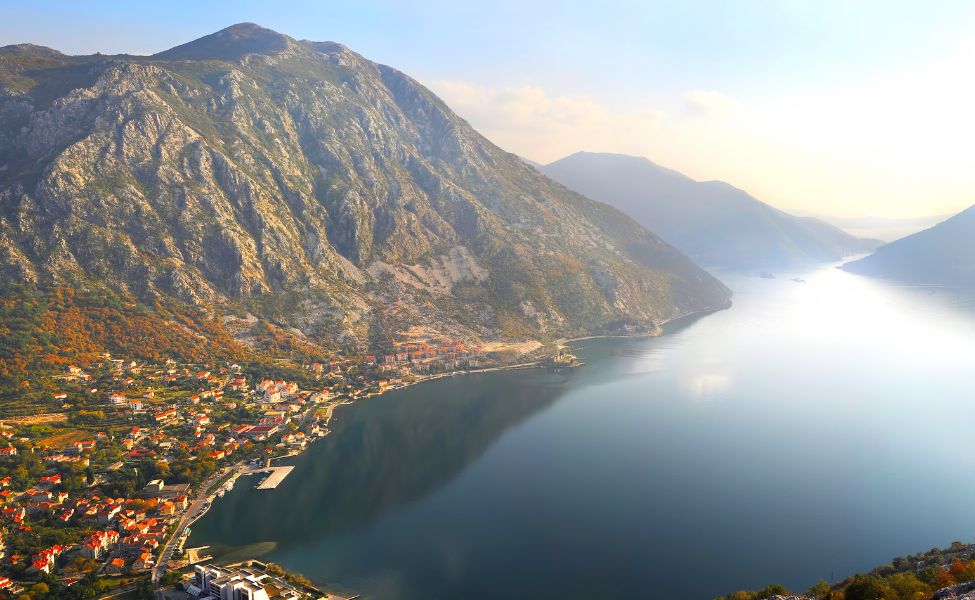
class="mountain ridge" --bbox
[0,25,731,362]
[540,151,880,270]
[841,204,975,285]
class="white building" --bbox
[194,565,270,600]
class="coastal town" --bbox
[0,335,506,599]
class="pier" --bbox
[254,466,294,490]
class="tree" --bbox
[29,582,50,595]
[886,572,930,600]
[844,576,891,600]
[949,559,975,584]
[755,585,789,599]
[135,577,155,599]
[917,566,943,587]
[162,570,184,587]
[807,580,832,598]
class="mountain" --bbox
[539,152,880,270]
[787,212,951,243]
[0,24,730,363]
[841,204,975,285]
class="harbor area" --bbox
[254,465,295,490]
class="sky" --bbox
[2,0,974,219]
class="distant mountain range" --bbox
[539,152,881,270]
[785,212,951,243]
[842,205,975,286]
[0,24,730,363]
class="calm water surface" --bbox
[190,266,975,599]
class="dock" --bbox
[254,466,294,490]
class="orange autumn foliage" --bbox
[0,285,246,381]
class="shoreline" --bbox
[562,303,730,345]
[175,305,728,588]
[186,304,730,533]
[157,400,351,579]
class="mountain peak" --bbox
[548,151,691,182]
[0,25,731,353]
[152,22,292,62]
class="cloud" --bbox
[426,80,668,163]
[682,90,739,117]
[426,33,975,219]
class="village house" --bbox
[68,440,96,455]
[106,557,127,574]
[37,474,61,489]
[1,507,24,526]
[153,408,177,424]
[244,424,279,441]
[29,545,64,574]
[80,530,118,560]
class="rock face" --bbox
[0,24,730,351]
[842,204,975,286]
[933,581,975,599]
[540,152,880,270]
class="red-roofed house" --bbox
[153,409,177,424]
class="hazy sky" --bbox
[3,0,974,218]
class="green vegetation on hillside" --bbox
[0,24,731,357]
[718,541,975,600]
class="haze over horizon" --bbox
[4,0,973,220]
[4,7,975,600]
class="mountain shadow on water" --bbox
[189,370,572,548]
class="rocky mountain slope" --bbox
[842,204,975,285]
[540,152,880,270]
[0,24,730,355]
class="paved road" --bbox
[151,463,240,582]
[151,393,330,584]
[95,582,139,599]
